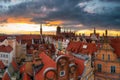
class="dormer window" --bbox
[83,45,87,49]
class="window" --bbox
[6,55,8,58]
[60,71,65,77]
[111,66,115,73]
[97,64,102,72]
[83,45,87,49]
[102,54,104,60]
[3,54,5,58]
[108,54,110,61]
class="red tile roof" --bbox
[110,38,120,57]
[22,73,31,80]
[0,45,13,53]
[20,64,26,74]
[0,36,7,42]
[35,52,56,80]
[67,41,98,55]
[74,57,85,75]
[11,60,18,71]
[20,62,33,76]
[67,41,82,53]
[2,72,10,80]
[16,35,40,40]
[0,60,5,69]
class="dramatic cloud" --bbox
[0,0,120,30]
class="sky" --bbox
[0,0,120,36]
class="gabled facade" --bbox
[94,43,120,80]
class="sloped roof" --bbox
[74,57,85,76]
[22,73,31,80]
[35,52,56,80]
[11,60,18,71]
[16,35,40,40]
[2,71,11,80]
[110,38,120,57]
[0,60,5,69]
[67,41,98,55]
[0,45,13,53]
[20,64,26,74]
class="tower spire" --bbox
[94,27,96,34]
[105,29,108,43]
[40,23,42,36]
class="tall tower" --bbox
[56,26,61,35]
[105,29,108,43]
[94,27,96,34]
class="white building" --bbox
[0,45,13,66]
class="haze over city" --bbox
[0,0,120,36]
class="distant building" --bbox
[90,28,100,42]
[56,26,75,38]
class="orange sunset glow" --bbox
[7,17,34,24]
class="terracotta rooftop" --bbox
[110,38,120,57]
[67,41,98,55]
[0,45,13,53]
[16,35,40,40]
[11,60,18,71]
[2,71,10,80]
[0,60,5,69]
[22,73,31,80]
[35,52,56,80]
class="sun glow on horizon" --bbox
[0,23,56,34]
[76,29,120,36]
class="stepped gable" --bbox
[58,53,85,76]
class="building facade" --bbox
[94,43,120,80]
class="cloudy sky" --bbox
[0,0,120,35]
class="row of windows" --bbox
[97,64,116,73]
[0,54,8,58]
[102,54,110,60]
